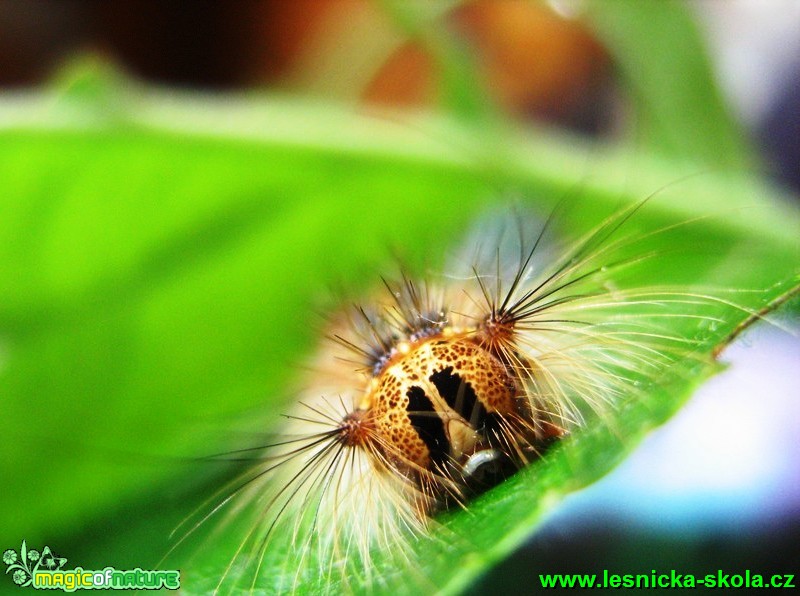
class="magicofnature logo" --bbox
[3,541,179,591]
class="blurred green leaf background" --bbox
[0,1,798,594]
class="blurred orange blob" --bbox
[252,0,612,130]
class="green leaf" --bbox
[582,0,753,168]
[0,79,797,594]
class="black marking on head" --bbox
[429,367,486,430]
[406,386,449,468]
[482,412,506,439]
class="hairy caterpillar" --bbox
[170,195,777,595]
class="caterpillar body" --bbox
[176,199,753,595]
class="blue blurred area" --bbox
[550,325,800,534]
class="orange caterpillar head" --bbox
[329,274,566,513]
